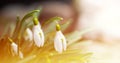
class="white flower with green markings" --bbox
[32,17,44,47]
[54,24,67,53]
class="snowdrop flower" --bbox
[8,37,23,59]
[24,28,33,41]
[32,17,44,47]
[54,24,67,53]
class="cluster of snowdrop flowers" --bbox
[0,9,92,63]
[25,16,67,52]
[31,17,66,52]
[5,9,67,58]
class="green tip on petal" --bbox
[56,24,61,31]
[33,17,39,25]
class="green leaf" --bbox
[44,19,71,34]
[21,10,40,23]
[18,10,40,37]
[61,19,72,31]
[66,28,94,46]
[42,16,63,27]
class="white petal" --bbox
[61,36,67,51]
[19,51,24,59]
[33,31,41,47]
[24,28,33,41]
[59,31,67,51]
[54,34,63,53]
[54,31,64,53]
[39,29,45,47]
[33,24,41,31]
[33,25,44,47]
[11,42,18,55]
[54,31,67,53]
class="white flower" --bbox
[11,42,18,55]
[11,42,24,59]
[8,38,24,59]
[32,17,44,47]
[24,28,33,41]
[54,24,67,53]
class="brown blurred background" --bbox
[0,0,78,35]
[0,0,71,9]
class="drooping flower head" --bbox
[32,17,44,47]
[54,23,67,53]
[24,28,33,41]
[8,37,23,59]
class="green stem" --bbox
[12,16,20,39]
